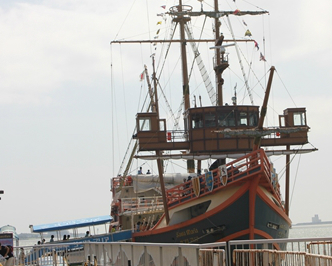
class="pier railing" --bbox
[13,236,332,266]
[229,237,332,266]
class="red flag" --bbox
[254,40,259,50]
[233,9,240,15]
[139,71,144,81]
[161,5,166,9]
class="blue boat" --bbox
[30,215,131,243]
[27,215,131,265]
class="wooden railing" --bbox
[165,149,279,208]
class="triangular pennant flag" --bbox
[242,20,247,26]
[245,29,252,37]
[139,71,144,81]
[260,52,266,62]
[157,21,162,25]
[156,29,160,35]
[161,5,166,9]
[254,40,259,50]
[233,9,240,15]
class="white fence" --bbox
[9,237,332,266]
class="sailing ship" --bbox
[110,0,316,244]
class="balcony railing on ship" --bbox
[166,149,281,208]
[119,196,164,214]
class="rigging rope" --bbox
[110,45,115,177]
[226,15,254,105]
[112,0,138,41]
[185,22,216,105]
[275,70,298,107]
[290,153,301,208]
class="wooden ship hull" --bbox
[112,148,296,243]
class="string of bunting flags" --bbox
[235,9,266,62]
[153,5,167,49]
[140,4,267,81]
[139,5,167,81]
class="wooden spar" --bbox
[214,0,222,106]
[144,65,156,113]
[178,1,190,112]
[150,55,170,224]
[176,0,195,174]
[285,145,290,215]
[152,57,159,115]
[111,39,257,44]
[253,66,275,151]
[157,152,169,224]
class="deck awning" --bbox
[31,215,113,233]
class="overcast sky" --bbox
[1,0,331,234]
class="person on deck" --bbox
[138,167,142,174]
[85,231,90,237]
[0,243,15,266]
[146,170,151,174]
[50,235,54,242]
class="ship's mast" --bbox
[174,0,195,173]
[214,0,222,106]
[178,1,190,111]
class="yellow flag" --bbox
[245,29,252,37]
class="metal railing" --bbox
[13,236,332,266]
[13,241,228,266]
[229,237,332,266]
[232,249,332,266]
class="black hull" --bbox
[133,191,290,243]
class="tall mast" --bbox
[175,0,195,173]
[214,0,222,106]
[178,0,190,111]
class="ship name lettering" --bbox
[186,228,198,235]
[176,231,187,238]
[279,224,287,229]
